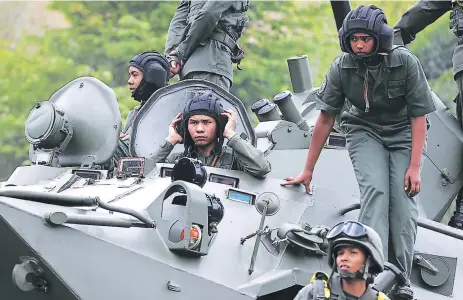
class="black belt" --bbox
[209,32,237,52]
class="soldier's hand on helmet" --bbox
[166,112,183,145]
[168,50,182,78]
[221,108,237,139]
[280,170,314,194]
[405,165,421,197]
[119,133,131,141]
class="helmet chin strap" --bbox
[337,256,372,281]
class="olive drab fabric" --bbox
[316,45,436,279]
[293,273,390,300]
[165,0,250,88]
[148,134,271,179]
[393,0,463,128]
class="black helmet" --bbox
[129,51,170,102]
[181,90,227,156]
[338,5,394,59]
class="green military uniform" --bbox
[317,45,436,278]
[294,273,388,300]
[165,0,249,90]
[149,133,271,179]
[393,1,463,126]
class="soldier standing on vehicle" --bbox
[393,1,463,128]
[281,5,436,296]
[294,221,390,300]
[164,0,249,91]
[149,90,271,178]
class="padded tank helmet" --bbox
[181,90,227,156]
[129,51,170,102]
[327,221,385,280]
[338,4,394,59]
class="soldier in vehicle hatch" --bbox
[148,90,271,178]
[112,51,170,167]
[393,1,463,129]
[120,51,171,142]
[281,4,436,296]
[164,0,249,91]
[294,221,389,300]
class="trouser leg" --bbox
[183,72,231,91]
[388,147,418,279]
[346,130,390,261]
[388,128,419,280]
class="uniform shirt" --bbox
[165,0,249,83]
[393,1,463,77]
[293,274,389,300]
[148,133,271,179]
[317,47,436,133]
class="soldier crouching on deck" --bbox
[294,221,390,300]
[148,90,271,179]
[165,0,249,91]
[281,4,436,297]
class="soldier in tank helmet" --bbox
[148,90,271,178]
[112,51,170,167]
[282,5,436,295]
[165,0,249,91]
[393,1,463,128]
[294,221,389,300]
[121,51,171,142]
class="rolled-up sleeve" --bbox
[316,57,345,115]
[405,52,436,117]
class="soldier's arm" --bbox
[165,0,190,54]
[148,140,177,163]
[227,134,271,179]
[404,50,436,170]
[394,0,452,45]
[175,1,231,62]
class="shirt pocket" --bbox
[387,79,406,98]
[387,79,406,109]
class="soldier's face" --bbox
[349,33,375,56]
[188,115,217,148]
[128,66,143,94]
[335,246,366,273]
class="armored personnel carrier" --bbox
[1,2,463,300]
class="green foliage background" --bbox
[0,1,457,179]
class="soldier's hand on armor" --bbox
[405,165,421,197]
[280,170,314,194]
[120,133,131,141]
[168,50,182,78]
[221,108,237,139]
[166,112,183,145]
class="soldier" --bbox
[149,90,271,178]
[164,0,249,91]
[112,51,170,167]
[121,51,170,142]
[281,4,436,293]
[294,221,389,300]
[393,1,463,127]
